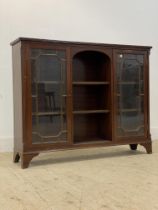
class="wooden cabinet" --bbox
[11,38,152,168]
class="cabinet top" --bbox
[10,37,152,50]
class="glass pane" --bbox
[32,115,67,143]
[31,49,67,143]
[116,53,144,137]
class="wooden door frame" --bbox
[113,49,150,143]
[21,41,73,152]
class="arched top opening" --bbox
[73,50,110,60]
[72,50,111,82]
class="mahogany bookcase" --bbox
[11,38,152,168]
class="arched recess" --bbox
[72,50,111,82]
[72,50,112,143]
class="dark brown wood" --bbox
[11,37,152,168]
[129,144,138,151]
[21,153,39,169]
[67,47,73,145]
[13,152,20,163]
[140,142,152,154]
[12,42,23,158]
[10,37,152,50]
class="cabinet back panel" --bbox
[73,86,109,110]
[73,114,112,143]
[73,51,110,82]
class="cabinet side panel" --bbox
[12,42,23,153]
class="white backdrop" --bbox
[0,0,158,151]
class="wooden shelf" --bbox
[73,110,110,114]
[119,109,140,112]
[32,111,65,116]
[118,81,138,85]
[74,138,111,144]
[117,93,144,97]
[33,81,63,84]
[73,81,110,85]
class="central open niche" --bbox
[72,50,112,143]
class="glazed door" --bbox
[115,51,148,140]
[28,46,70,145]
